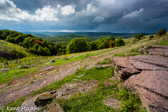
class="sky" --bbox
[0,0,168,33]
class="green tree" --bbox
[89,42,98,50]
[15,35,25,43]
[149,35,154,40]
[22,37,35,48]
[58,45,66,55]
[6,36,15,43]
[134,33,144,40]
[37,46,46,55]
[115,36,125,46]
[66,38,89,54]
[156,28,167,36]
[44,47,50,56]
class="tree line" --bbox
[0,29,126,56]
[0,30,66,56]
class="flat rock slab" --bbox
[103,98,122,109]
[125,71,168,112]
[129,55,168,71]
[111,57,134,69]
[139,45,168,56]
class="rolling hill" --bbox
[25,32,151,45]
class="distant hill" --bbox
[23,32,151,38]
[25,32,150,45]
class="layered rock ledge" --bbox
[111,45,168,112]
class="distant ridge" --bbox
[22,32,152,38]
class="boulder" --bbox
[44,103,64,112]
[35,92,53,107]
[125,71,168,112]
[103,98,122,109]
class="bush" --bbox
[115,36,125,46]
[66,38,90,54]
[157,28,167,36]
[149,35,154,40]
[134,33,144,40]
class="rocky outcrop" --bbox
[138,45,168,56]
[19,80,99,112]
[111,45,168,112]
[129,55,168,71]
[125,71,168,112]
[111,57,140,80]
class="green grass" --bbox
[0,40,35,62]
[59,85,146,112]
[31,67,145,112]
[153,37,168,45]
[98,58,112,64]
[53,67,145,112]
[31,67,113,96]
[48,48,114,66]
[1,66,146,112]
[2,97,26,112]
[0,67,38,85]
[0,47,114,86]
[114,47,142,57]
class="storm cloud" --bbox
[0,0,168,33]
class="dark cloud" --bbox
[0,0,168,33]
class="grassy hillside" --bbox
[0,33,168,112]
[0,39,34,62]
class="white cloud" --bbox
[122,8,144,19]
[0,0,76,22]
[0,0,32,21]
[35,5,58,21]
[61,4,76,15]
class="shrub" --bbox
[66,38,89,54]
[149,35,154,40]
[156,28,167,36]
[134,33,144,40]
[115,36,125,46]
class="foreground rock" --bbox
[35,92,53,107]
[103,98,122,109]
[111,45,168,112]
[125,71,168,112]
[138,45,168,56]
[111,57,140,80]
[19,80,99,112]
[129,55,168,71]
